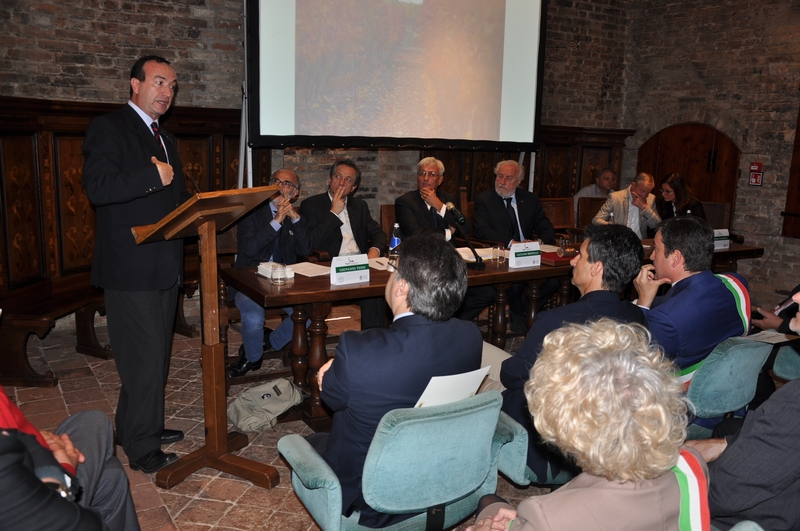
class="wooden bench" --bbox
[0,286,111,387]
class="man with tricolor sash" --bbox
[633,216,750,387]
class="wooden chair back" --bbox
[540,197,574,230]
[577,197,607,228]
[380,203,396,241]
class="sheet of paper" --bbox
[457,247,495,262]
[290,262,331,277]
[540,244,559,253]
[414,366,491,408]
[742,330,800,344]
[369,258,391,271]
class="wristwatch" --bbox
[46,480,77,502]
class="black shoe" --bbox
[236,328,274,361]
[129,449,178,473]
[115,429,185,447]
[161,429,184,445]
[226,357,263,377]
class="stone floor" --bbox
[4,304,545,531]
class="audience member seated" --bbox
[656,172,706,221]
[1,385,140,531]
[468,319,706,531]
[633,217,749,390]
[394,156,466,240]
[572,167,616,225]
[299,159,387,329]
[460,160,557,333]
[310,234,482,528]
[489,224,647,480]
[687,295,800,531]
[748,283,800,408]
[593,171,661,239]
[227,169,312,378]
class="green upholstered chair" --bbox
[685,337,772,439]
[277,391,504,531]
[495,411,576,487]
[773,342,800,381]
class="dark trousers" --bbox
[105,285,178,462]
[57,411,141,531]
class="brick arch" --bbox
[626,109,748,152]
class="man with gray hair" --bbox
[394,156,467,240]
[593,171,661,239]
[462,160,556,333]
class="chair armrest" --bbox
[494,412,531,486]
[730,232,745,244]
[277,434,343,531]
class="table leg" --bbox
[525,279,542,329]
[490,282,511,349]
[302,302,333,429]
[290,305,309,392]
[558,276,572,307]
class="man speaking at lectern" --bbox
[83,56,191,474]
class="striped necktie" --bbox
[151,121,168,160]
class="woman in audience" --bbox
[657,172,706,220]
[468,319,708,531]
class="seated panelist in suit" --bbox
[227,169,312,378]
[572,167,616,225]
[299,159,387,329]
[494,224,647,481]
[634,217,750,385]
[593,171,661,239]
[459,160,557,333]
[82,55,190,474]
[394,156,468,240]
[313,234,482,528]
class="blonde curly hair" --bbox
[525,319,687,482]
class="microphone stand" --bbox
[452,220,486,270]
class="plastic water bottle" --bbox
[389,223,401,265]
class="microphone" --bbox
[445,202,466,225]
[163,132,202,194]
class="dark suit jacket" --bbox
[645,270,749,369]
[499,290,646,476]
[320,314,482,527]
[394,189,468,239]
[299,192,386,258]
[709,379,800,531]
[83,103,191,291]
[473,188,556,245]
[234,200,312,268]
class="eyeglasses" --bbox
[417,170,441,178]
[332,173,355,184]
[270,177,298,192]
[660,188,674,195]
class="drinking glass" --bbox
[270,263,287,285]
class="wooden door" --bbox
[637,123,739,204]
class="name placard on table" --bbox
[330,254,370,285]
[508,242,541,268]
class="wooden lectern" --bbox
[131,186,279,489]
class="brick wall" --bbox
[0,0,244,108]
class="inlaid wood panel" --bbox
[177,136,212,193]
[1,135,45,288]
[54,134,95,275]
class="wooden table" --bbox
[220,261,574,429]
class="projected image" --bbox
[295,0,506,140]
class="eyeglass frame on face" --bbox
[417,170,441,178]
[660,187,675,197]
[270,177,298,193]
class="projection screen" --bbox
[245,0,546,150]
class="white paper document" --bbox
[369,258,392,271]
[540,244,559,253]
[290,262,331,277]
[414,366,491,408]
[456,247,494,262]
[742,330,800,344]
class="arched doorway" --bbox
[637,123,740,205]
